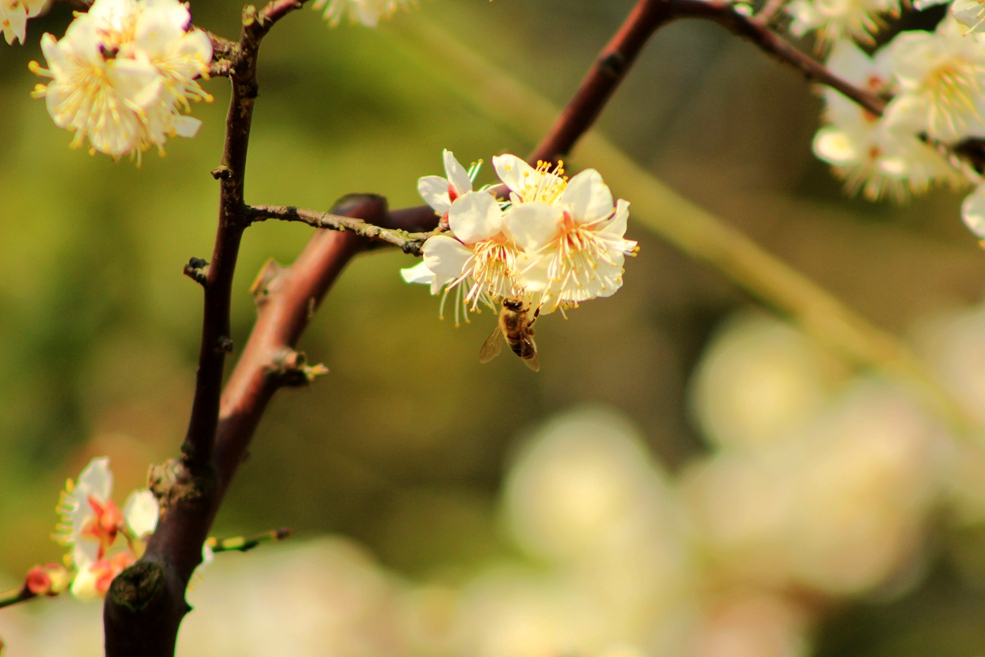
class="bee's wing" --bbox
[479,326,504,364]
[521,335,540,372]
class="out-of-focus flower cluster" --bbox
[2,457,160,613]
[401,151,637,364]
[794,0,985,238]
[12,305,985,657]
[312,0,413,27]
[27,0,212,161]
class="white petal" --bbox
[400,260,435,285]
[506,202,562,251]
[418,175,451,214]
[123,489,159,538]
[447,192,503,244]
[492,154,536,197]
[813,126,861,165]
[599,199,630,238]
[442,149,473,196]
[77,457,113,502]
[422,235,472,278]
[172,115,201,138]
[962,186,985,238]
[560,169,614,223]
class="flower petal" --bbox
[123,489,159,539]
[422,235,472,278]
[505,202,562,251]
[448,191,503,244]
[443,149,473,196]
[560,169,614,223]
[418,175,451,214]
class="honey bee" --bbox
[479,298,541,371]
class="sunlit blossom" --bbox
[497,159,637,314]
[30,0,211,160]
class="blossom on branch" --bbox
[29,0,212,161]
[786,0,901,49]
[1,0,46,45]
[312,0,413,27]
[54,457,159,600]
[24,563,71,596]
[813,40,965,201]
[885,17,985,143]
[494,155,638,314]
[404,151,637,363]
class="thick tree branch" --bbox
[103,2,307,656]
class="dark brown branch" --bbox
[532,0,674,163]
[246,203,433,255]
[103,2,307,656]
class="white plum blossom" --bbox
[885,17,985,143]
[814,41,965,200]
[312,0,413,27]
[404,152,637,360]
[494,155,637,314]
[1,0,46,45]
[30,0,212,161]
[786,0,901,49]
[55,457,160,600]
[403,151,524,323]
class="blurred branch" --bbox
[246,204,433,255]
[103,2,307,656]
[207,528,296,554]
[0,587,36,610]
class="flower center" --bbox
[468,237,517,301]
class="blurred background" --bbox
[4,0,985,654]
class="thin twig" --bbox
[671,0,885,116]
[0,586,35,610]
[247,204,433,255]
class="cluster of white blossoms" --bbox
[794,0,985,239]
[27,0,212,161]
[402,150,638,335]
[312,0,413,27]
[52,457,160,600]
[1,0,46,45]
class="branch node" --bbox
[149,458,214,515]
[268,348,328,387]
[183,257,210,286]
[599,52,627,77]
[249,258,285,306]
[216,336,234,353]
[210,165,233,180]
